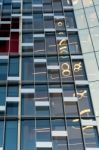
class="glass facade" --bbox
[0,0,99,150]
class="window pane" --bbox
[36,119,51,141]
[50,93,64,117]
[0,60,7,80]
[7,85,19,97]
[72,60,87,80]
[76,86,94,117]
[83,125,99,148]
[22,57,34,81]
[5,121,18,150]
[21,94,35,116]
[8,57,19,76]
[67,119,84,150]
[21,120,35,150]
[0,121,4,146]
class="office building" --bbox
[0,0,99,150]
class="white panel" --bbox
[64,97,78,102]
[44,28,55,32]
[22,43,34,46]
[34,59,46,63]
[49,88,63,93]
[0,106,5,111]
[56,37,68,40]
[81,119,97,126]
[12,14,21,17]
[52,131,68,137]
[54,16,65,19]
[32,4,42,7]
[7,76,20,81]
[43,13,54,17]
[6,97,19,103]
[47,65,60,70]
[36,142,52,148]
[0,147,3,150]
[12,0,21,2]
[67,28,78,32]
[0,21,11,24]
[34,34,45,38]
[75,80,89,85]
[63,6,73,10]
[22,16,33,19]
[0,37,10,40]
[86,148,99,150]
[71,55,83,59]
[0,55,9,59]
[21,88,35,94]
[35,101,49,107]
[11,29,20,32]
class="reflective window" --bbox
[21,94,35,116]
[0,121,4,146]
[8,57,19,76]
[36,119,51,141]
[33,0,42,4]
[83,125,99,148]
[0,86,6,105]
[57,39,69,56]
[72,60,87,80]
[43,0,53,12]
[33,13,44,30]
[22,33,33,43]
[22,19,32,30]
[0,59,7,80]
[44,17,54,28]
[59,56,73,82]
[47,56,59,65]
[63,84,75,97]
[35,85,48,101]
[36,106,50,117]
[5,121,18,150]
[35,63,47,82]
[55,19,66,31]
[64,102,79,117]
[53,136,68,150]
[48,69,60,83]
[62,0,72,6]
[68,33,81,54]
[53,0,63,11]
[6,103,18,116]
[67,119,84,150]
[21,120,35,150]
[76,86,94,117]
[7,85,19,97]
[51,119,65,130]
[34,38,45,55]
[65,11,76,28]
[46,33,57,54]
[50,93,64,117]
[22,57,34,81]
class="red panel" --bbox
[0,41,9,53]
[0,24,10,37]
[10,32,19,53]
[11,18,19,29]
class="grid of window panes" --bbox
[0,0,99,150]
